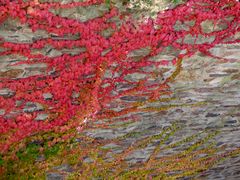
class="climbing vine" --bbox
[0,0,239,178]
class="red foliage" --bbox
[0,0,239,153]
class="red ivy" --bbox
[0,0,239,153]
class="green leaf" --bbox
[0,155,4,166]
[16,143,40,162]
[105,0,111,8]
[44,144,61,159]
[173,0,181,4]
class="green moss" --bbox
[105,0,111,8]
[44,143,61,159]
[118,131,143,140]
[2,120,239,179]
[5,160,16,179]
[183,131,219,154]
[67,153,79,165]
[0,154,4,166]
[167,133,200,149]
[119,169,153,179]
[173,0,182,4]
[16,143,40,162]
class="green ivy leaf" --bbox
[0,155,4,166]
[173,0,181,4]
[105,0,111,8]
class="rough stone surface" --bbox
[23,102,44,113]
[46,172,64,180]
[0,1,239,179]
[82,43,240,178]
[0,88,15,98]
[35,113,49,121]
[51,4,109,22]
